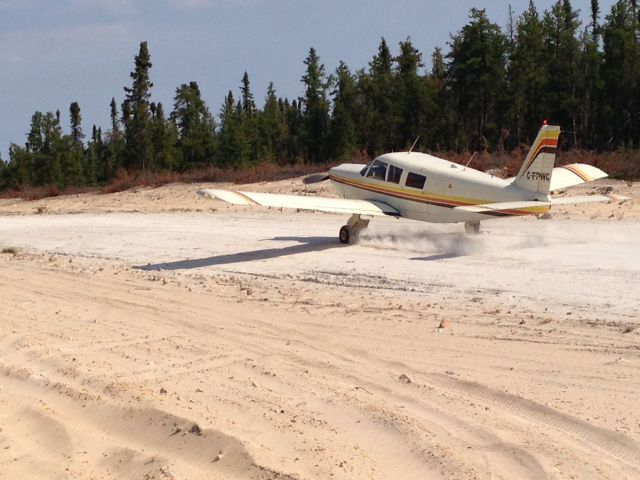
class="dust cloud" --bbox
[358,219,638,261]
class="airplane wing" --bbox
[453,201,551,214]
[454,195,611,214]
[197,189,400,217]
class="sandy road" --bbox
[2,211,639,321]
[1,204,640,479]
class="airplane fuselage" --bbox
[328,152,550,223]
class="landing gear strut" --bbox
[339,214,370,244]
[464,221,481,235]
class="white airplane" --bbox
[198,124,610,244]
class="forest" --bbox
[1,0,639,195]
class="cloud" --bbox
[0,22,134,65]
[168,0,212,8]
[65,0,135,15]
[0,0,133,14]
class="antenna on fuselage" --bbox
[408,136,420,154]
[463,151,477,170]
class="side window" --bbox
[405,172,427,189]
[387,165,403,184]
[366,160,388,181]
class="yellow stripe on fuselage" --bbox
[330,175,549,216]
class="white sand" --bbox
[1,178,639,479]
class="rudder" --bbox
[513,125,560,194]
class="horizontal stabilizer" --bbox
[550,164,608,191]
[454,201,550,214]
[551,195,611,205]
[197,189,400,216]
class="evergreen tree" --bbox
[83,125,100,185]
[238,73,260,164]
[171,81,216,168]
[367,38,395,154]
[301,47,330,162]
[0,152,6,191]
[284,99,304,163]
[123,41,154,171]
[240,72,256,115]
[151,102,178,170]
[42,112,63,187]
[448,8,508,150]
[508,1,548,144]
[63,103,85,186]
[428,47,453,150]
[26,112,44,153]
[217,91,245,167]
[591,0,601,35]
[602,0,639,147]
[578,11,604,148]
[393,38,434,149]
[105,98,124,178]
[69,102,84,147]
[329,62,358,159]
[258,82,289,163]
[7,144,31,189]
[542,0,582,147]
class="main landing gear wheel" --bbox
[464,221,481,234]
[339,214,370,245]
[339,225,351,244]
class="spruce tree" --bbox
[150,102,178,170]
[43,112,63,187]
[428,47,452,150]
[301,47,330,163]
[106,98,124,178]
[329,62,358,159]
[258,82,289,163]
[394,38,433,149]
[240,72,256,115]
[217,91,245,167]
[508,1,548,144]
[542,0,582,147]
[61,105,84,186]
[171,81,216,168]
[448,8,507,150]
[123,41,154,171]
[602,0,639,147]
[284,99,304,163]
[368,38,395,154]
[69,102,84,147]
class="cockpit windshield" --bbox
[360,159,375,176]
[365,159,388,180]
[361,159,404,184]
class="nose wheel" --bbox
[339,214,370,244]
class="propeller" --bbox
[303,172,330,184]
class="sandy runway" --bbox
[1,183,640,479]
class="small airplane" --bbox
[198,124,611,244]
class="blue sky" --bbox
[0,0,615,159]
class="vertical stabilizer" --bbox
[513,125,560,194]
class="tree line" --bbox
[1,0,639,192]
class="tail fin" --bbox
[513,125,560,194]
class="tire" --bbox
[465,222,480,234]
[339,225,350,244]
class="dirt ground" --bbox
[1,177,639,479]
